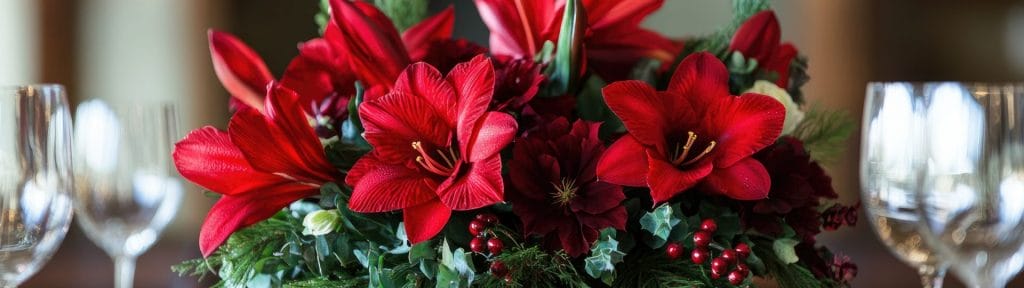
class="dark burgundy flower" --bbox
[787,207,822,242]
[752,136,836,214]
[830,253,858,284]
[508,118,626,257]
[822,202,860,231]
[597,52,785,203]
[491,56,545,112]
[418,39,488,74]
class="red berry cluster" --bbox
[468,213,513,283]
[664,218,752,285]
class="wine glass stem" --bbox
[919,266,946,288]
[114,256,136,288]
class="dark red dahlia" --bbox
[507,118,627,257]
[742,136,836,237]
[491,56,544,112]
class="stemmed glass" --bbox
[915,83,1024,288]
[861,82,948,287]
[72,99,181,288]
[0,84,75,287]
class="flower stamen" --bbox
[671,131,716,167]
[412,141,459,176]
[551,178,578,207]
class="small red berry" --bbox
[665,242,684,260]
[710,269,723,280]
[734,242,751,259]
[477,213,499,225]
[710,257,728,275]
[469,236,487,253]
[699,218,718,233]
[504,274,514,284]
[735,263,750,275]
[487,238,505,255]
[728,270,746,285]
[490,261,508,277]
[691,248,709,264]
[469,220,487,236]
[693,231,712,247]
[721,249,738,264]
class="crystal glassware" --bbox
[0,84,75,287]
[915,82,1024,288]
[861,82,948,287]
[72,99,181,288]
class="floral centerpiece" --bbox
[172,0,859,286]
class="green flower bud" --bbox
[745,80,804,135]
[302,209,342,236]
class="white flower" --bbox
[302,209,342,236]
[745,80,804,135]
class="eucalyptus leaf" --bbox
[639,204,682,248]
[773,238,800,264]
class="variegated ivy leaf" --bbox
[584,229,626,285]
[640,204,682,248]
[773,238,800,264]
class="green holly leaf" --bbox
[584,228,626,285]
[773,238,800,264]
[640,204,682,248]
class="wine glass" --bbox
[915,82,1024,288]
[861,82,948,287]
[0,84,75,287]
[72,99,181,288]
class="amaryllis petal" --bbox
[229,87,335,182]
[596,135,648,187]
[393,62,457,126]
[447,55,496,156]
[199,184,316,257]
[174,127,287,196]
[729,10,781,64]
[667,52,730,105]
[347,156,438,213]
[702,157,771,200]
[465,112,517,162]
[437,155,504,210]
[474,0,555,57]
[647,150,713,203]
[402,6,454,61]
[208,30,273,112]
[602,80,666,147]
[403,198,452,244]
[360,91,452,164]
[280,38,355,112]
[707,92,785,167]
[580,0,663,29]
[330,0,410,89]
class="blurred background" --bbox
[3,0,1024,286]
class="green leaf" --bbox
[773,238,800,264]
[576,76,625,138]
[790,108,855,163]
[640,204,682,248]
[534,40,555,64]
[629,58,663,86]
[549,0,586,95]
[370,0,428,32]
[584,228,626,285]
[408,240,437,263]
[342,82,369,147]
[438,240,474,287]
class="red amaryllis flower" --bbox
[346,55,517,243]
[474,0,681,81]
[596,52,784,203]
[328,0,465,91]
[208,30,274,112]
[208,29,356,130]
[729,10,798,89]
[508,118,626,257]
[174,85,339,256]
